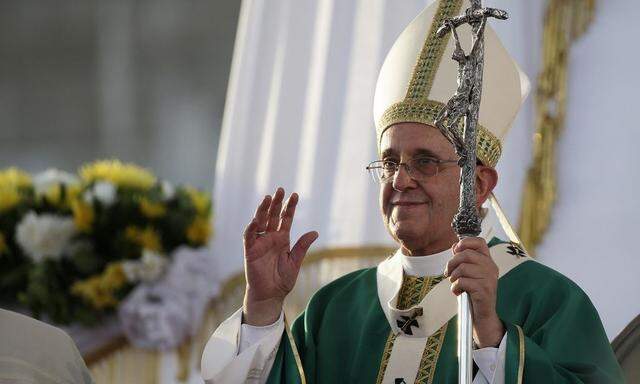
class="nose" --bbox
[392,164,417,191]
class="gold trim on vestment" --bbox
[396,275,429,310]
[415,323,448,384]
[376,332,397,384]
[285,314,307,384]
[378,100,502,167]
[376,274,447,383]
[516,325,525,384]
[415,275,446,384]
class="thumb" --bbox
[290,231,319,266]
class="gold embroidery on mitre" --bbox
[376,0,503,167]
[405,0,464,101]
[378,100,502,167]
[377,0,462,140]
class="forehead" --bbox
[379,123,455,158]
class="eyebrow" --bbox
[380,149,397,159]
[380,148,440,159]
[413,149,440,158]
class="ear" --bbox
[475,165,498,206]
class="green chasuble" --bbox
[266,240,624,383]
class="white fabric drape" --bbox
[211,0,639,344]
[212,0,432,282]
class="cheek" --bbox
[438,174,461,209]
[380,185,392,216]
[425,173,460,209]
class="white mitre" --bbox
[374,0,530,168]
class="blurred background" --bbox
[0,0,638,383]
[0,0,241,189]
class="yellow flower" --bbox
[185,187,211,217]
[71,263,127,310]
[41,183,79,208]
[66,184,81,207]
[0,168,32,189]
[71,200,94,232]
[0,168,31,213]
[80,160,156,190]
[103,263,127,288]
[186,217,212,245]
[41,184,62,206]
[0,188,21,213]
[139,198,166,218]
[125,226,162,252]
[0,232,7,255]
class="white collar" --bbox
[377,241,532,338]
[396,206,502,278]
[399,248,451,277]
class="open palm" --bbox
[242,188,318,323]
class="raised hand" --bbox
[242,187,319,326]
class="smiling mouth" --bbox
[392,202,427,206]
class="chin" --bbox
[391,221,428,245]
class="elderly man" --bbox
[201,0,624,383]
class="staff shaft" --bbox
[456,33,485,384]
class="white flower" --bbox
[119,284,191,350]
[33,169,79,195]
[82,190,94,204]
[122,250,168,283]
[92,181,117,206]
[15,211,77,262]
[160,180,175,200]
[119,246,214,350]
[82,182,117,205]
[121,263,137,282]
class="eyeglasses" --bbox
[366,156,458,184]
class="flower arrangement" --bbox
[0,161,212,325]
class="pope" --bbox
[201,1,624,383]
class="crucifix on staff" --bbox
[435,1,509,383]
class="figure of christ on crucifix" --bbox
[434,3,508,162]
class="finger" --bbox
[255,195,272,232]
[453,237,489,255]
[290,231,319,266]
[277,193,298,233]
[243,218,258,250]
[450,277,481,296]
[266,188,285,232]
[451,277,466,296]
[448,262,487,283]
[444,250,484,277]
